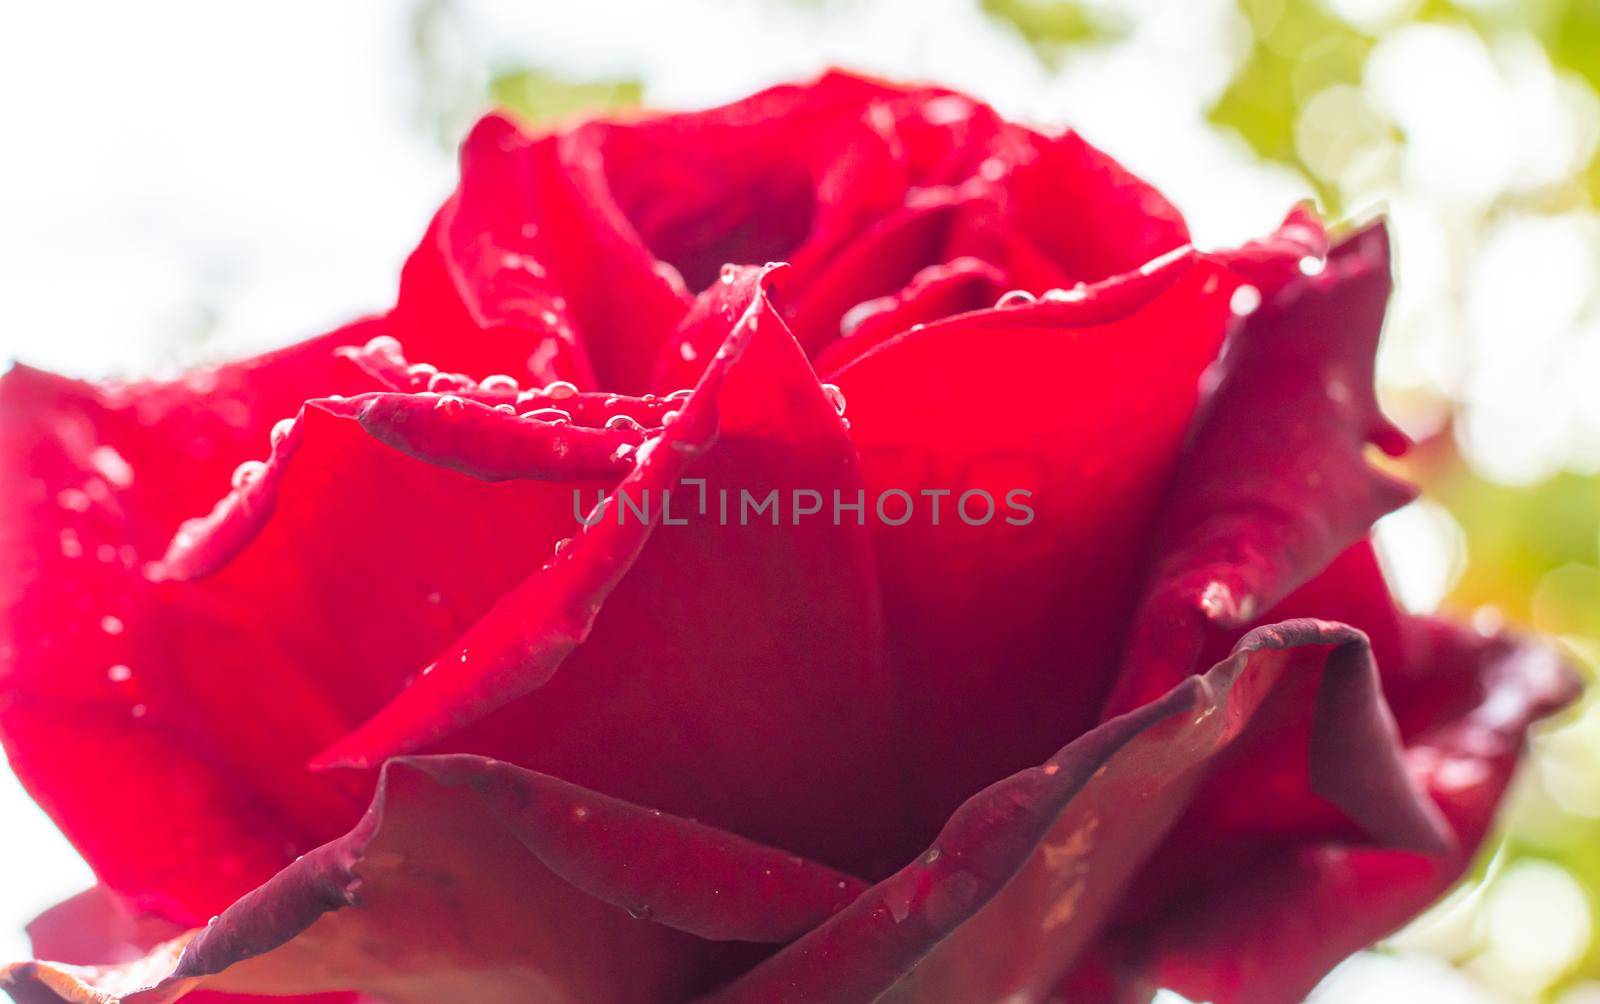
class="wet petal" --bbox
[994,126,1192,290]
[1,756,867,1004]
[1062,623,1578,1004]
[702,620,1450,1003]
[316,268,914,877]
[811,256,1007,374]
[1105,221,1414,717]
[826,248,1246,832]
[0,328,387,921]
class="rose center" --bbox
[601,131,816,292]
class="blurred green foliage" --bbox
[1211,0,1375,213]
[489,69,643,125]
[980,0,1127,63]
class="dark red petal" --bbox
[826,249,1239,833]
[1065,624,1578,1004]
[1,756,866,1004]
[0,329,386,921]
[1205,202,1329,291]
[701,621,1449,1004]
[557,71,927,389]
[389,117,613,388]
[5,367,627,926]
[810,256,1007,375]
[779,189,992,355]
[997,126,1191,289]
[307,267,778,768]
[18,890,350,1004]
[316,268,913,877]
[1105,220,1415,718]
[346,393,640,483]
[648,264,790,393]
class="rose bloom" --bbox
[0,72,1578,1004]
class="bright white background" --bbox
[3,2,1596,1000]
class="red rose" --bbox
[0,71,1577,1004]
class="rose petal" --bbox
[701,620,1451,1003]
[1,756,868,1004]
[346,392,641,483]
[0,328,389,921]
[389,117,608,388]
[648,264,791,393]
[1059,623,1578,1004]
[993,126,1192,290]
[825,247,1247,833]
[25,888,183,967]
[779,189,993,355]
[1104,220,1414,717]
[810,256,1007,374]
[315,267,915,876]
[4,363,625,925]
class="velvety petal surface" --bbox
[0,325,391,921]
[1060,621,1578,1004]
[824,229,1299,833]
[1105,221,1414,717]
[702,620,1451,1003]
[315,267,916,878]
[1,755,868,1004]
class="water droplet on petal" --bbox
[1230,284,1261,316]
[924,848,941,864]
[820,384,847,415]
[572,803,591,820]
[428,371,474,393]
[479,374,520,392]
[57,488,90,512]
[1298,255,1326,276]
[90,445,134,487]
[406,363,438,383]
[605,414,645,432]
[494,403,517,414]
[435,395,465,415]
[231,461,267,490]
[525,408,572,425]
[270,417,297,447]
[634,437,661,465]
[107,664,132,683]
[627,904,654,921]
[543,380,579,400]
[678,342,698,362]
[719,264,739,285]
[101,615,124,635]
[363,335,401,355]
[995,289,1037,309]
[1041,285,1088,304]
[502,252,547,277]
[130,703,148,718]
[661,410,681,426]
[665,389,693,402]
